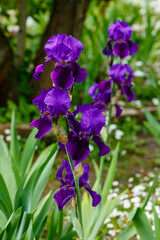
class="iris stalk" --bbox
[65,146,84,239]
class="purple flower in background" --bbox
[33,34,88,89]
[88,80,112,111]
[30,87,71,139]
[59,107,110,162]
[53,159,101,210]
[103,20,138,59]
[109,63,135,102]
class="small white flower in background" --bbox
[128,177,134,183]
[107,223,114,228]
[148,172,154,178]
[108,192,118,199]
[145,211,153,220]
[4,129,11,134]
[149,181,153,187]
[131,196,141,203]
[135,61,143,67]
[152,225,155,231]
[152,98,159,106]
[17,135,21,140]
[108,229,116,237]
[117,100,125,107]
[135,173,141,178]
[104,217,111,224]
[128,183,133,188]
[136,234,140,240]
[89,144,94,151]
[131,100,142,108]
[134,70,145,77]
[35,145,38,150]
[113,181,119,186]
[115,129,124,140]
[123,199,131,209]
[7,25,20,33]
[121,149,127,156]
[108,124,117,133]
[145,201,152,211]
[6,135,11,142]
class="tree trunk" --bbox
[14,0,27,67]
[29,0,90,97]
[0,29,17,106]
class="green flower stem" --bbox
[58,209,63,238]
[65,147,84,238]
[99,83,115,184]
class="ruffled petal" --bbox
[113,41,129,59]
[72,62,88,83]
[32,88,48,113]
[53,186,75,211]
[127,40,139,55]
[44,87,71,116]
[33,64,45,80]
[121,85,135,102]
[30,115,53,139]
[92,135,110,156]
[88,83,99,100]
[81,108,106,135]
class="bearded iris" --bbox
[30,87,72,139]
[109,63,135,102]
[103,20,138,59]
[33,34,88,89]
[53,159,101,211]
[58,106,110,163]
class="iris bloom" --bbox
[33,34,88,89]
[103,20,138,59]
[59,105,110,162]
[88,80,112,111]
[30,87,71,139]
[53,159,101,210]
[109,63,135,102]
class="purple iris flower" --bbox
[59,106,110,162]
[103,20,138,59]
[33,34,88,89]
[109,63,135,102]
[88,80,112,111]
[30,87,71,139]
[53,159,101,210]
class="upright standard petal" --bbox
[33,64,45,80]
[81,108,106,135]
[127,40,139,55]
[44,87,71,116]
[72,62,88,83]
[32,88,48,113]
